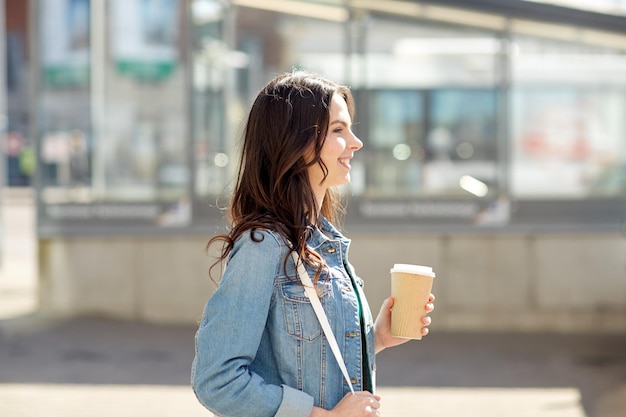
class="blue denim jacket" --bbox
[192,217,376,417]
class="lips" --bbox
[338,158,351,169]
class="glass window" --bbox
[425,89,498,196]
[5,0,32,187]
[34,0,626,232]
[191,2,347,201]
[101,0,188,202]
[38,0,189,204]
[36,0,191,231]
[363,90,425,196]
[191,0,228,198]
[363,17,500,88]
[357,17,501,200]
[233,6,347,97]
[38,0,91,195]
[511,36,626,198]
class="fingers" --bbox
[420,314,431,337]
[354,391,380,398]
[421,295,433,336]
[384,294,435,341]
[356,392,381,415]
[422,295,434,328]
[389,295,434,312]
[425,294,435,313]
[354,391,381,401]
[364,396,381,414]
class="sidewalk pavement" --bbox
[1,189,625,417]
[0,314,625,417]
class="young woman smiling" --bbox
[192,71,435,417]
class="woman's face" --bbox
[307,93,363,198]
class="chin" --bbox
[326,174,351,188]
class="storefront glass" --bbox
[511,35,626,198]
[34,0,626,233]
[38,0,91,196]
[37,0,191,231]
[344,16,504,226]
[191,1,347,206]
[191,0,228,198]
[99,0,188,203]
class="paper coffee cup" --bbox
[390,264,435,340]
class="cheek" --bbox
[320,138,344,160]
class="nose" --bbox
[350,132,363,151]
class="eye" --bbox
[333,127,343,133]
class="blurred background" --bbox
[0,1,625,416]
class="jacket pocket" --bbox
[280,281,331,341]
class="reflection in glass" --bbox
[361,16,500,198]
[192,0,228,197]
[38,0,189,205]
[512,87,626,197]
[102,0,187,201]
[425,89,498,196]
[511,35,626,198]
[192,3,346,198]
[38,0,92,200]
[361,87,498,197]
[366,90,424,196]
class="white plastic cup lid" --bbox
[390,263,435,277]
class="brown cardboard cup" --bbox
[390,264,435,340]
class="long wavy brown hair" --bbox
[207,71,355,283]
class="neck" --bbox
[312,187,325,223]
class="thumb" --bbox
[379,297,394,316]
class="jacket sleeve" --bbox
[191,230,314,417]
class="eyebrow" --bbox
[329,119,350,127]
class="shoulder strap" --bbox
[291,251,355,395]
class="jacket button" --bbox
[350,378,359,385]
[324,247,337,253]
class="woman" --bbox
[192,71,435,417]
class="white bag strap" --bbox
[291,251,355,395]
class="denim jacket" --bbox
[192,217,376,417]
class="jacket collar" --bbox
[308,216,350,251]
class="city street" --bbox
[1,189,625,417]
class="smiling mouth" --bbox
[339,158,351,169]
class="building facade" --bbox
[14,0,626,331]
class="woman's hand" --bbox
[310,391,381,416]
[373,294,435,354]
